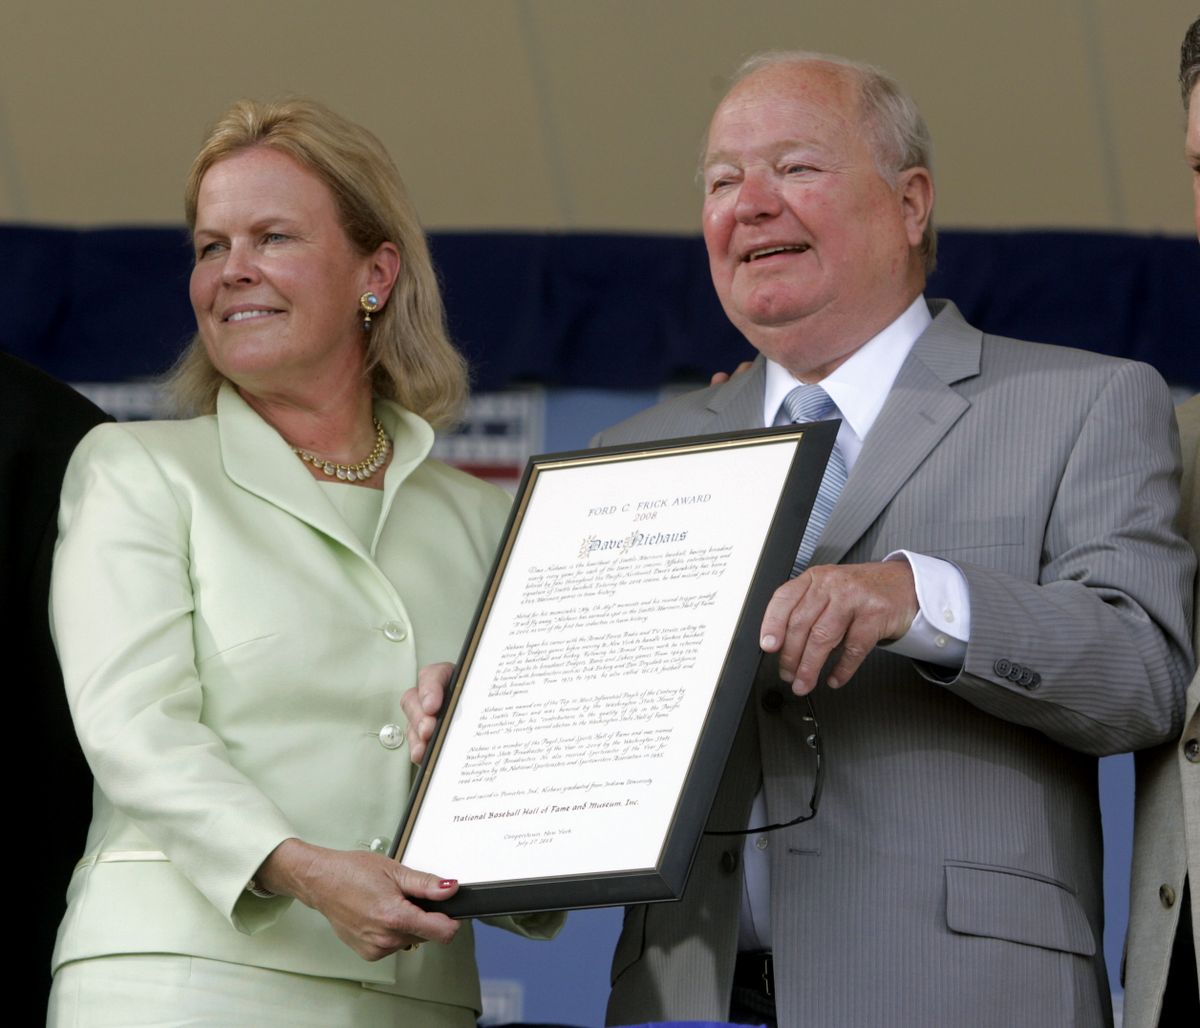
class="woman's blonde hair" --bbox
[169,97,467,426]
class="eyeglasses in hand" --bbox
[704,695,824,836]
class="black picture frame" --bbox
[391,420,837,917]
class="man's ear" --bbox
[897,166,934,250]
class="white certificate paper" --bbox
[394,424,836,916]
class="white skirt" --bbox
[48,954,478,1028]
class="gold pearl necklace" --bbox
[291,418,391,482]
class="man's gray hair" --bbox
[1182,16,1199,109]
[724,50,937,274]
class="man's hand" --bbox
[760,561,919,694]
[401,662,453,764]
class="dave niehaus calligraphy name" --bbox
[578,529,688,558]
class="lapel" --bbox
[812,299,982,566]
[216,383,434,561]
[702,354,771,433]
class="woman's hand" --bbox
[400,661,454,764]
[255,839,459,961]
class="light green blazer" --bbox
[50,384,556,1008]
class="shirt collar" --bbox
[762,295,932,446]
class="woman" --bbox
[48,98,557,1026]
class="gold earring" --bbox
[359,291,380,331]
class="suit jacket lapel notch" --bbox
[812,300,981,566]
[704,355,770,434]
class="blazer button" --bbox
[993,658,1012,677]
[378,723,404,749]
[719,849,740,874]
[382,620,409,642]
[761,689,784,713]
[1159,884,1177,908]
[1185,738,1199,763]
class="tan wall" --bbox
[0,0,1193,234]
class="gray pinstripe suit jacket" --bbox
[597,300,1194,1028]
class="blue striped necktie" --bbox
[784,383,848,575]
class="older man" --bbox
[1122,18,1200,1027]
[401,50,1193,1026]
[589,53,1193,1027]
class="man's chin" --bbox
[728,300,825,353]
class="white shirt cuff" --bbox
[879,550,970,668]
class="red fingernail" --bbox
[439,879,457,889]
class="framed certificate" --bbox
[392,421,837,917]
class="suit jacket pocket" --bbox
[944,861,1095,956]
[610,904,648,985]
[900,516,1025,555]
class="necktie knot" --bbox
[782,383,835,425]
